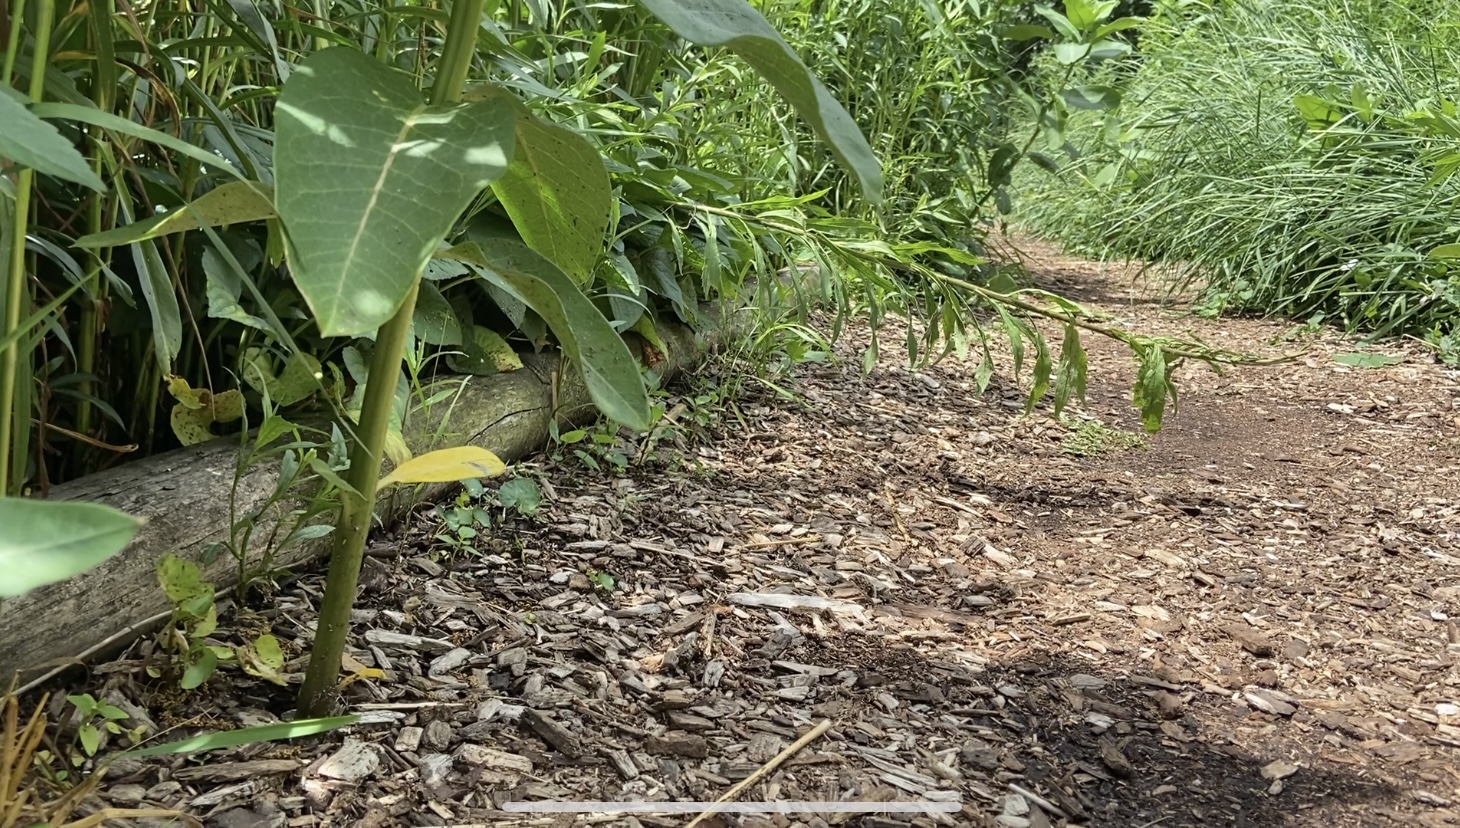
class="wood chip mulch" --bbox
[74,241,1460,827]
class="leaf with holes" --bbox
[273,48,515,336]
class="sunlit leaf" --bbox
[380,446,508,486]
[467,86,611,285]
[637,0,881,203]
[274,48,515,336]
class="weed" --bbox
[1060,415,1148,457]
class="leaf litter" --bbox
[73,241,1460,827]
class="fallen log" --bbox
[0,283,782,688]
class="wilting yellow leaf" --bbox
[379,446,507,487]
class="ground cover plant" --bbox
[1015,0,1460,359]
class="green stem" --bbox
[296,0,483,718]
[0,0,54,495]
[78,0,118,442]
[295,286,417,717]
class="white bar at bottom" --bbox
[500,801,961,814]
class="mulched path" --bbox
[77,241,1460,827]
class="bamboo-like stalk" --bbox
[297,0,486,717]
[0,0,55,495]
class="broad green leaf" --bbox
[242,348,322,408]
[1428,243,1460,259]
[1053,42,1091,65]
[1093,17,1143,39]
[1034,5,1080,39]
[497,477,542,515]
[118,715,358,757]
[1087,38,1132,61]
[443,229,652,431]
[75,182,275,248]
[1003,23,1054,40]
[637,0,881,203]
[380,446,508,486]
[156,554,211,606]
[180,648,219,690]
[468,86,610,285]
[203,239,270,332]
[1333,352,1403,368]
[273,48,515,336]
[412,281,462,346]
[0,499,141,597]
[1061,86,1121,111]
[0,88,105,191]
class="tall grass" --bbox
[1016,0,1460,355]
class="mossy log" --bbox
[0,310,727,689]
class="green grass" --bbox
[1015,0,1460,360]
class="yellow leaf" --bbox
[166,375,204,409]
[383,428,413,469]
[379,446,506,487]
[212,389,245,423]
[170,405,215,445]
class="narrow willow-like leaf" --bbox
[637,0,882,203]
[1052,324,1088,416]
[119,716,358,757]
[0,88,105,191]
[33,102,247,180]
[274,48,515,336]
[1025,332,1053,413]
[1132,345,1170,433]
[76,181,275,248]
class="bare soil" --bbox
[78,241,1460,827]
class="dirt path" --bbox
[94,242,1460,827]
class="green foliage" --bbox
[1059,414,1147,456]
[497,477,542,517]
[274,47,516,337]
[154,554,287,689]
[1018,0,1460,356]
[65,693,140,763]
[0,499,141,598]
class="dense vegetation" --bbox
[10,0,1254,725]
[0,0,1070,495]
[1017,0,1460,358]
